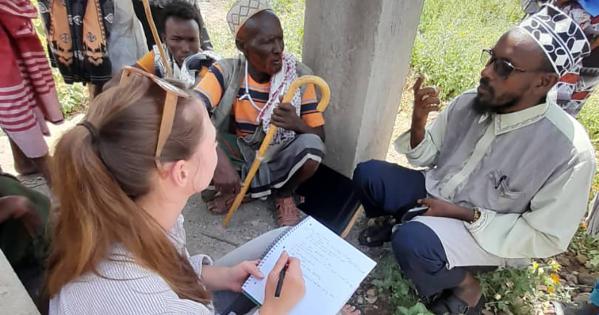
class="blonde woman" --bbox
[45,67,304,314]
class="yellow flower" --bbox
[549,260,561,272]
[532,261,539,271]
[550,273,560,285]
[548,285,556,294]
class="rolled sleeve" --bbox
[394,105,449,168]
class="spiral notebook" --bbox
[242,216,376,315]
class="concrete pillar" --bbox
[303,0,424,177]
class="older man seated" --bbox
[195,0,325,226]
[353,5,596,314]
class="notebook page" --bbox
[242,217,376,315]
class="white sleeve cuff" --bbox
[395,130,430,156]
[464,208,495,234]
[190,254,214,277]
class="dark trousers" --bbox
[352,160,469,298]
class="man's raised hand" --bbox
[412,75,441,125]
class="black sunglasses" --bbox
[481,49,529,79]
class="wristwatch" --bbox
[470,207,481,224]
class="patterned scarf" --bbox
[39,0,113,84]
[242,53,301,144]
[152,44,220,87]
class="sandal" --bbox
[428,294,485,315]
[358,221,395,247]
[206,192,250,215]
[275,196,301,226]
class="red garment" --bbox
[0,0,62,158]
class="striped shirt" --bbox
[49,216,217,315]
[195,64,325,137]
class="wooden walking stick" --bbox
[223,75,331,227]
[142,0,173,77]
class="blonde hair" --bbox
[46,75,210,304]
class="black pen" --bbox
[274,264,288,298]
[495,175,507,189]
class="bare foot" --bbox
[341,304,361,315]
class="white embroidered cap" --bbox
[519,4,591,76]
[226,0,273,37]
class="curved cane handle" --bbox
[282,75,331,112]
[223,75,331,227]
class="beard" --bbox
[472,96,519,114]
[473,78,520,114]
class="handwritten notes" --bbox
[242,217,376,315]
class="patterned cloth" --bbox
[245,53,302,144]
[196,54,326,197]
[136,47,220,86]
[196,60,324,138]
[519,4,591,77]
[226,0,272,36]
[0,0,63,158]
[38,0,114,84]
[155,45,219,86]
[522,1,599,116]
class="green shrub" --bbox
[373,253,568,315]
[412,0,522,100]
[272,0,305,58]
[479,261,569,314]
[578,94,599,145]
[213,0,305,58]
[372,255,433,315]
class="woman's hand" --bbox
[261,251,305,315]
[201,261,263,292]
[225,260,264,292]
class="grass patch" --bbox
[209,0,305,59]
[372,255,433,315]
[478,261,570,314]
[412,0,522,100]
[271,0,305,58]
[372,253,570,314]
